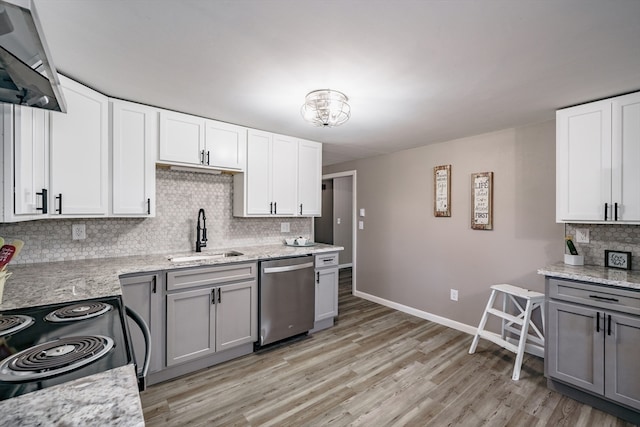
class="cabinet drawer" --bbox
[548,278,640,316]
[315,252,339,268]
[167,262,257,291]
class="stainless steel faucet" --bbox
[196,208,207,252]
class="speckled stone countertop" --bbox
[538,262,640,290]
[0,365,144,427]
[1,243,343,310]
[0,243,342,425]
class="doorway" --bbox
[314,170,357,291]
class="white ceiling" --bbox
[33,0,640,166]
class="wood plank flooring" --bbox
[140,269,636,426]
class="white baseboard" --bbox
[352,289,545,359]
[353,290,477,335]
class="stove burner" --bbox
[0,315,35,337]
[45,302,112,322]
[0,335,114,381]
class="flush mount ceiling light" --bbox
[301,89,351,127]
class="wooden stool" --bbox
[468,284,545,380]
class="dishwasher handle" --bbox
[263,262,314,274]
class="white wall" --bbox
[324,120,563,327]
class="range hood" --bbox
[0,0,65,112]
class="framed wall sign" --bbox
[604,250,632,270]
[434,165,451,217]
[471,172,493,230]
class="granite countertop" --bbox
[0,365,144,427]
[0,242,342,425]
[538,262,640,290]
[1,243,343,310]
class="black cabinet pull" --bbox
[217,288,221,304]
[608,314,612,336]
[604,203,608,221]
[55,193,63,214]
[614,202,618,221]
[274,202,277,214]
[206,150,210,165]
[211,288,216,304]
[36,188,48,214]
[300,204,303,215]
[316,272,320,283]
[152,276,157,293]
[596,312,600,333]
[147,198,151,215]
[270,202,273,214]
[589,294,619,303]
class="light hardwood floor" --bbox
[141,269,637,426]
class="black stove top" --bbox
[0,296,133,400]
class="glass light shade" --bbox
[301,89,350,127]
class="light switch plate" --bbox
[575,228,590,243]
[359,208,365,217]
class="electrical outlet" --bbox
[280,222,290,233]
[72,223,86,240]
[337,218,341,225]
[450,289,458,301]
[358,221,364,230]
[575,228,590,243]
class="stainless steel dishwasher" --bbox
[259,255,315,346]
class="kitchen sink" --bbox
[168,251,244,263]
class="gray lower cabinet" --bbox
[120,272,163,374]
[314,252,339,324]
[546,277,640,413]
[166,263,258,367]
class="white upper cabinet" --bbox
[557,91,640,223]
[159,110,205,165]
[297,139,322,216]
[234,130,300,216]
[111,99,158,216]
[159,109,246,171]
[49,75,109,216]
[205,120,246,170]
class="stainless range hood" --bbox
[0,0,65,112]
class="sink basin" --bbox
[168,251,244,263]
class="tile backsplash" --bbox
[566,223,640,270]
[0,168,311,264]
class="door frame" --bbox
[320,170,357,294]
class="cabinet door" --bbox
[205,120,246,170]
[315,268,339,321]
[166,287,216,366]
[13,106,49,216]
[297,139,322,216]
[604,312,640,410]
[246,130,272,215]
[271,134,297,215]
[556,100,612,222]
[215,280,257,351]
[121,273,163,374]
[111,100,157,216]
[159,110,205,165]
[547,300,604,394]
[612,92,640,222]
[49,75,108,215]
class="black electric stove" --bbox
[0,296,133,400]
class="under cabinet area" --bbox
[556,91,640,223]
[546,277,640,419]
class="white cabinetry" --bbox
[49,75,108,216]
[557,91,640,223]
[159,110,246,171]
[1,105,50,222]
[233,130,297,216]
[111,100,157,216]
[297,139,322,216]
